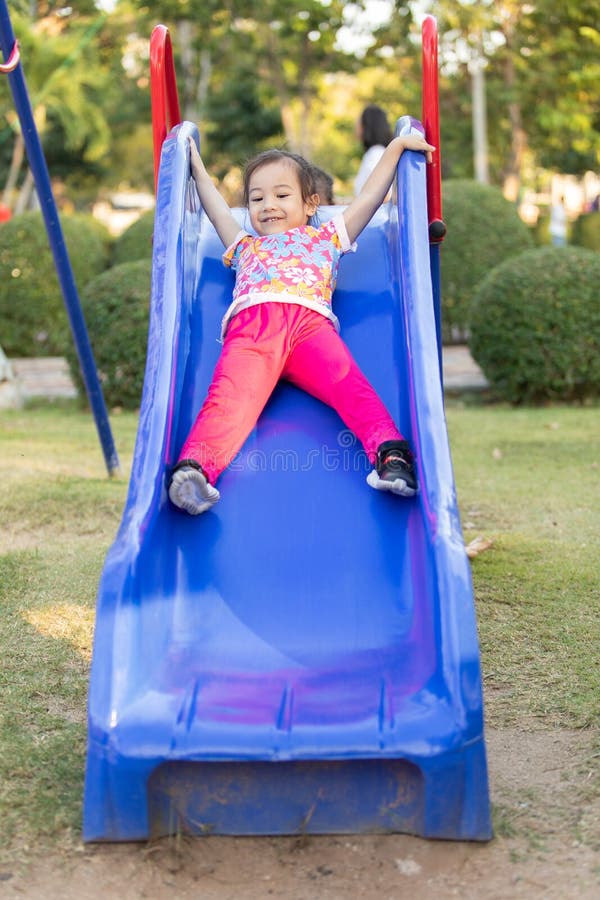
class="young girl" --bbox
[169,132,434,515]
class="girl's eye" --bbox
[278,193,290,199]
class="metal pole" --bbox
[0,1,120,476]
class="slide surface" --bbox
[83,121,491,842]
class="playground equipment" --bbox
[83,17,491,841]
[422,14,446,380]
[0,1,119,475]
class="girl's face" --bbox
[247,160,317,235]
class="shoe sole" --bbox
[169,468,220,515]
[366,469,417,498]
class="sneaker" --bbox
[366,439,418,497]
[168,459,220,515]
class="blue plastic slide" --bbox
[83,121,492,842]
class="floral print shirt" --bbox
[220,215,356,339]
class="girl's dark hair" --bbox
[309,165,335,205]
[242,150,317,206]
[360,104,393,150]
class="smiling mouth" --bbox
[261,216,282,223]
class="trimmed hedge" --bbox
[66,259,151,410]
[112,209,155,266]
[571,211,600,251]
[441,180,534,342]
[0,212,110,356]
[469,246,600,404]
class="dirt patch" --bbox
[1,728,598,899]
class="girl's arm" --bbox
[343,133,435,244]
[188,138,242,248]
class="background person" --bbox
[309,164,335,206]
[549,195,568,246]
[354,104,393,196]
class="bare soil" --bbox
[1,727,599,899]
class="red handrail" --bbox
[422,16,445,243]
[150,25,182,192]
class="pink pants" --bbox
[178,303,403,484]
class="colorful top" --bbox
[220,215,356,339]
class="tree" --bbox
[0,7,120,207]
[415,0,600,195]
[126,0,369,158]
[519,0,599,175]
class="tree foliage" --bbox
[0,4,150,204]
[414,0,600,191]
[126,0,367,160]
[520,0,599,173]
[1,1,598,205]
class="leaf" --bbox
[465,535,494,558]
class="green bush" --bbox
[531,213,551,246]
[441,180,534,342]
[469,246,600,404]
[571,211,600,251]
[66,259,151,410]
[112,209,155,266]
[82,213,115,257]
[0,212,110,357]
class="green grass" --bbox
[445,403,600,730]
[0,401,598,862]
[0,405,138,862]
